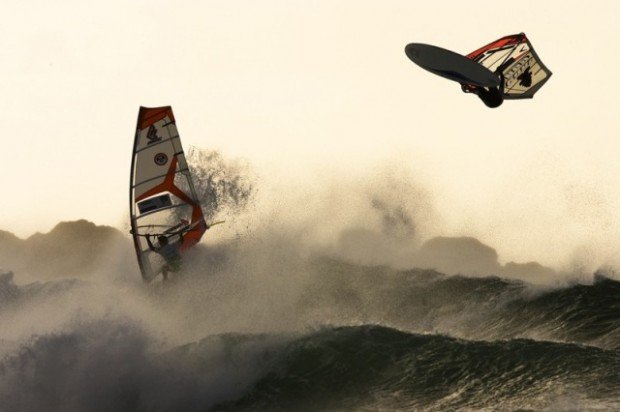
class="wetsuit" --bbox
[476,71,504,108]
[146,236,182,280]
[158,243,182,272]
[476,86,503,108]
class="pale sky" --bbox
[3,1,620,268]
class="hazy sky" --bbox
[3,1,620,267]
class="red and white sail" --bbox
[129,106,207,281]
[465,33,552,99]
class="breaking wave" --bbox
[0,319,286,412]
[300,259,620,350]
[218,325,620,411]
[1,260,619,411]
[1,321,618,412]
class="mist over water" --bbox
[1,153,619,411]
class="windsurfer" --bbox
[146,233,183,280]
[130,107,209,282]
[405,33,551,108]
[475,86,503,108]
[470,72,504,108]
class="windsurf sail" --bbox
[463,33,552,99]
[129,106,208,281]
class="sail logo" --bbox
[146,125,162,145]
[504,54,533,88]
[154,152,168,166]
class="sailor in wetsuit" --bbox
[476,85,503,108]
[146,234,183,281]
[461,70,505,108]
[473,71,504,108]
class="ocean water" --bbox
[0,252,618,411]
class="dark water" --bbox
[299,259,620,351]
[217,325,619,411]
[0,262,619,411]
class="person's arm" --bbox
[146,235,158,251]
